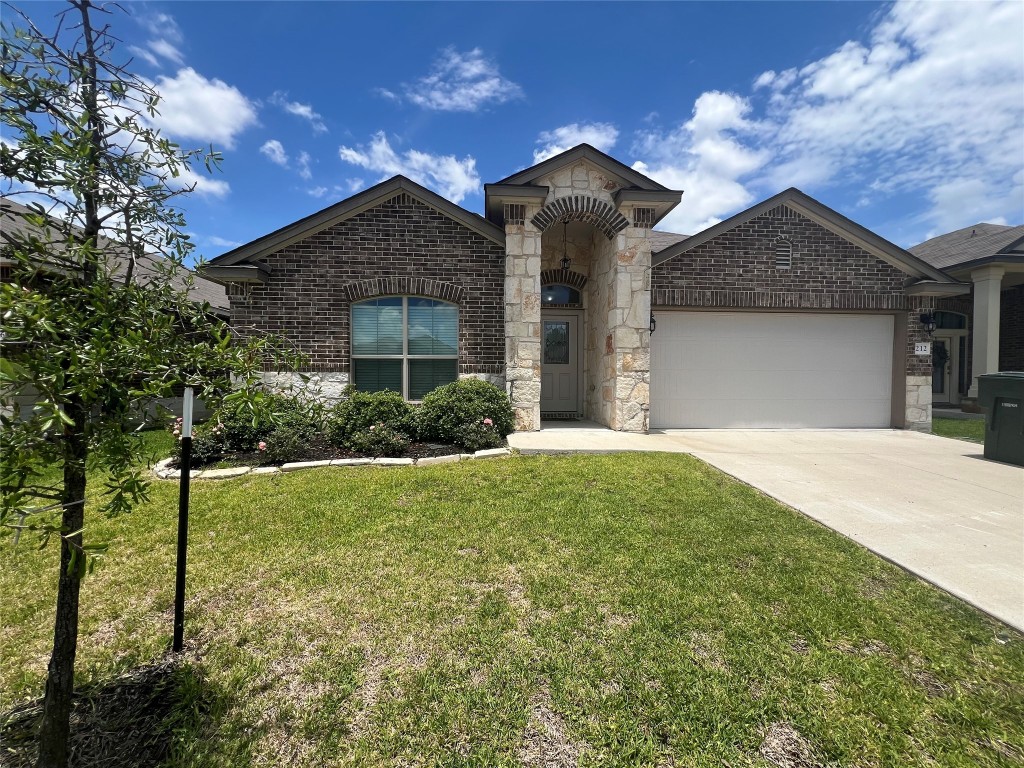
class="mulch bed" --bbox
[0,657,207,768]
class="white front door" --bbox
[540,311,581,415]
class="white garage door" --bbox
[650,312,894,429]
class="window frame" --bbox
[350,296,459,401]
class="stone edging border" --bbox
[152,448,513,481]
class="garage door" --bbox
[650,312,894,428]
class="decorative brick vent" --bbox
[531,196,630,240]
[503,203,526,225]
[775,238,793,270]
[633,207,656,228]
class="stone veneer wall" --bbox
[227,193,506,385]
[503,215,543,431]
[653,204,934,431]
[506,160,651,432]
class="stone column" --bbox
[967,266,1004,398]
[612,224,652,432]
[504,214,542,430]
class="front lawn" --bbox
[933,416,986,443]
[2,447,1021,766]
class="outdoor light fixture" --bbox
[650,314,657,334]
[559,221,571,271]
[173,387,194,653]
[919,312,937,336]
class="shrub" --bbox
[347,424,410,457]
[260,425,307,465]
[454,419,505,452]
[218,391,322,452]
[168,418,226,466]
[413,379,514,446]
[327,388,413,447]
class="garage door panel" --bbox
[651,312,894,429]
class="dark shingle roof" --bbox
[1,197,228,315]
[909,223,1024,270]
[649,230,689,254]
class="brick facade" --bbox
[228,192,506,378]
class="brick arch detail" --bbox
[540,268,588,290]
[343,276,466,304]
[531,195,630,240]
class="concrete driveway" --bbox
[510,427,1024,632]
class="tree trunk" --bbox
[36,402,88,768]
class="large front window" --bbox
[351,297,458,399]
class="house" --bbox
[201,144,967,433]
[909,224,1024,408]
[1,197,230,421]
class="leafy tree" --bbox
[0,2,299,764]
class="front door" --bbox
[932,334,960,405]
[540,311,581,415]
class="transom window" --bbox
[351,297,458,399]
[934,310,967,330]
[542,283,582,306]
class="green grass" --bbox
[2,437,1022,767]
[933,416,986,443]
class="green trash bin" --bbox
[977,372,1024,466]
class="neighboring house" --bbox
[202,144,966,433]
[909,224,1024,407]
[1,197,230,420]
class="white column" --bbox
[967,266,1004,398]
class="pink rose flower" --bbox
[369,425,376,431]
[258,441,267,451]
[483,418,493,426]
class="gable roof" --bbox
[207,175,505,270]
[0,197,229,316]
[909,223,1024,271]
[495,143,671,191]
[651,187,957,285]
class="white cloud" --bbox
[148,38,184,65]
[338,132,480,203]
[129,46,160,68]
[533,122,620,163]
[259,139,288,167]
[633,91,769,233]
[208,235,242,249]
[306,186,328,198]
[269,92,327,133]
[345,178,365,193]
[392,47,523,112]
[634,0,1023,239]
[297,151,313,180]
[149,68,258,150]
[168,165,231,198]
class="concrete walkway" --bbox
[509,425,1024,632]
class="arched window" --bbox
[351,297,458,399]
[542,284,582,306]
[775,238,793,270]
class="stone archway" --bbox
[531,196,630,240]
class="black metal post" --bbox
[173,433,191,653]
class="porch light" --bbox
[919,312,937,336]
[650,314,657,334]
[559,221,571,271]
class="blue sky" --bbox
[9,1,1024,261]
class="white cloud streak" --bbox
[391,47,523,112]
[533,122,620,163]
[338,132,480,203]
[259,139,289,167]
[270,92,327,133]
